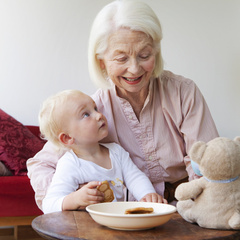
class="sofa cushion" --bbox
[0,109,45,176]
[0,176,43,217]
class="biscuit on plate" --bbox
[125,207,154,214]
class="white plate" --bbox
[86,201,176,231]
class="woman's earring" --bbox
[102,69,113,86]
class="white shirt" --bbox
[42,143,156,214]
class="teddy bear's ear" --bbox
[189,141,207,164]
[234,136,240,144]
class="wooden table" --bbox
[32,210,240,240]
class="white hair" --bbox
[88,0,164,88]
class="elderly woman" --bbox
[27,0,218,209]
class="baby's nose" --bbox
[96,112,103,120]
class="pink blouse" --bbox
[27,71,219,209]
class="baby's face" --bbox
[62,93,108,145]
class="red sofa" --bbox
[0,124,43,227]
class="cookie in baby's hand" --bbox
[125,207,154,214]
[97,180,114,202]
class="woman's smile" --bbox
[122,75,143,85]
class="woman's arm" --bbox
[180,81,219,180]
[27,141,66,210]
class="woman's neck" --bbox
[116,86,149,119]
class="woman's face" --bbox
[99,28,156,96]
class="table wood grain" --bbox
[32,211,240,240]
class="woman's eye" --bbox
[115,57,128,63]
[140,54,150,60]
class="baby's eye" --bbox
[94,107,98,112]
[83,112,90,118]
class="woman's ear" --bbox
[99,59,105,69]
[59,132,74,146]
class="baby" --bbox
[39,90,164,214]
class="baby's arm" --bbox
[117,144,166,203]
[42,152,104,214]
[62,181,104,211]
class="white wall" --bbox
[0,0,239,139]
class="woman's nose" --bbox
[128,58,140,74]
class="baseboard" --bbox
[0,226,44,240]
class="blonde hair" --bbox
[88,0,164,89]
[39,90,82,148]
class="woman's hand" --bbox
[140,193,168,204]
[62,181,104,211]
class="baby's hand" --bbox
[62,181,104,211]
[140,193,168,204]
[76,181,105,205]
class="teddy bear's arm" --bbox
[175,179,204,200]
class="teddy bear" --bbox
[175,136,240,229]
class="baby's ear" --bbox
[189,141,207,164]
[59,133,74,145]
